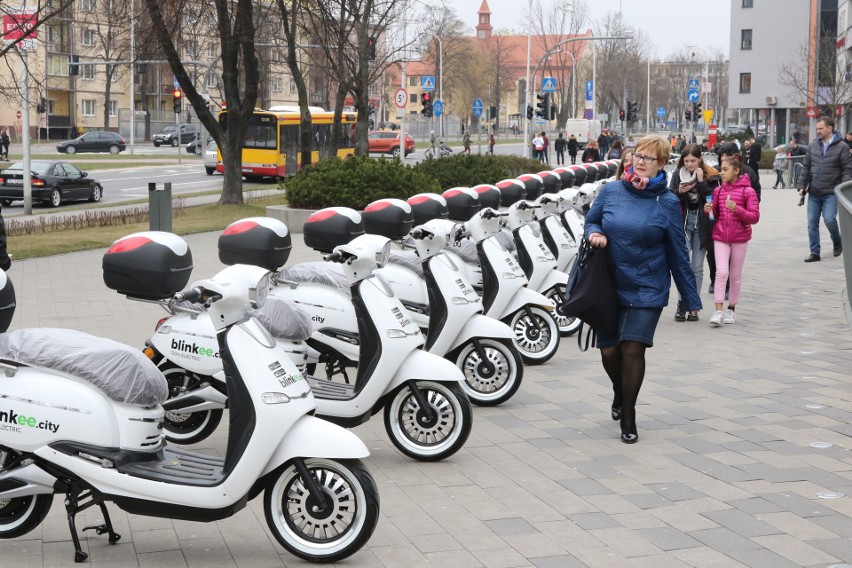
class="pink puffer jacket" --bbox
[708,174,760,243]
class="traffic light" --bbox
[619,109,625,121]
[367,37,377,61]
[693,102,702,118]
[535,93,547,118]
[685,109,692,121]
[490,105,497,118]
[526,105,534,120]
[627,101,638,122]
[420,92,432,117]
[173,88,183,114]
[37,97,46,114]
[549,100,557,121]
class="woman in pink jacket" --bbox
[703,153,760,326]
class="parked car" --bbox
[153,124,200,147]
[203,141,219,175]
[0,160,103,207]
[56,131,126,155]
[187,135,214,155]
[368,130,415,157]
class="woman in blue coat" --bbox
[585,135,702,444]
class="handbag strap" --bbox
[576,321,596,352]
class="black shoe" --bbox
[674,301,686,322]
[611,407,622,421]
[804,253,821,262]
[834,243,842,257]
[708,284,714,294]
[620,414,638,444]
[687,311,699,322]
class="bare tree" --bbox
[779,37,852,116]
[592,11,648,126]
[420,5,469,130]
[142,0,259,204]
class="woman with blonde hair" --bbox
[668,143,721,321]
[585,135,701,444]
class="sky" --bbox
[446,0,732,60]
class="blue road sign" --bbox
[585,80,593,91]
[433,99,443,117]
[421,76,435,91]
[687,89,700,102]
[688,78,700,89]
[657,106,666,117]
[541,77,557,93]
[472,98,483,118]
[173,75,180,89]
[583,108,594,120]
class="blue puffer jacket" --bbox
[585,174,702,311]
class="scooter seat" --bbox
[387,250,424,276]
[279,262,350,295]
[0,328,167,407]
[249,297,312,341]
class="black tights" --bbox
[601,341,647,436]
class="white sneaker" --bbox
[722,309,736,324]
[710,310,724,326]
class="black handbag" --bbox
[561,239,618,351]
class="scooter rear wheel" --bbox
[505,306,560,365]
[384,381,472,461]
[264,458,379,562]
[453,338,523,406]
[0,449,54,539]
[546,285,582,336]
[160,364,224,445]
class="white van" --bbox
[564,119,602,148]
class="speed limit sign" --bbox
[394,88,407,109]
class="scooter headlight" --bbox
[376,240,391,267]
[249,272,272,309]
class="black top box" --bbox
[407,193,448,225]
[516,174,543,199]
[303,207,364,253]
[103,232,193,299]
[593,162,610,180]
[218,217,292,271]
[536,171,562,194]
[362,198,414,240]
[471,184,502,210]
[606,160,618,177]
[496,179,527,205]
[0,272,15,334]
[580,163,598,182]
[442,187,481,221]
[553,167,576,188]
[569,165,587,185]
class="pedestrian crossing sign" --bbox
[541,77,557,93]
[422,76,435,91]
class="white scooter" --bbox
[0,236,379,564]
[448,208,560,364]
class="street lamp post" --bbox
[565,50,576,119]
[428,33,443,138]
[523,0,532,154]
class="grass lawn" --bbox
[8,194,288,260]
[1,159,185,172]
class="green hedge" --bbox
[283,154,549,209]
[284,155,441,209]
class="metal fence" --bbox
[775,154,806,188]
[835,181,852,307]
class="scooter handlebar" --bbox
[481,209,508,220]
[324,251,344,263]
[174,287,203,303]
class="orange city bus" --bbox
[216,106,357,179]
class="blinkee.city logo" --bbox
[0,408,61,434]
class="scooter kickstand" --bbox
[82,502,122,545]
[64,486,88,563]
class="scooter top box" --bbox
[218,217,292,271]
[103,232,193,300]
[568,164,587,185]
[605,160,619,177]
[471,184,502,210]
[591,162,611,180]
[552,167,576,189]
[362,198,414,240]
[407,193,448,225]
[579,162,598,183]
[303,207,365,253]
[0,271,15,334]
[495,179,527,206]
[536,171,563,194]
[442,187,481,221]
[516,173,544,200]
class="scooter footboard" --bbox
[260,415,370,477]
[388,350,464,393]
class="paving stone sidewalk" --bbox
[3,179,852,568]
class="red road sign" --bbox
[16,110,21,119]
[805,106,819,118]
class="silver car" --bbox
[203,141,219,175]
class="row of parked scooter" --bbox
[0,160,616,564]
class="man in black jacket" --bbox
[796,116,852,262]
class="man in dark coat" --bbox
[745,137,762,173]
[797,116,852,262]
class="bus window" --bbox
[313,124,332,159]
[339,124,355,149]
[280,124,299,155]
[243,115,277,149]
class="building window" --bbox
[185,41,196,58]
[409,93,417,103]
[742,0,753,6]
[208,44,216,57]
[271,49,281,62]
[47,54,69,76]
[739,72,751,93]
[80,64,94,80]
[741,29,752,50]
[409,76,418,87]
[108,100,117,116]
[79,0,94,11]
[289,79,297,93]
[206,73,218,87]
[82,99,97,116]
[81,29,95,46]
[272,77,282,92]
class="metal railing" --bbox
[834,180,852,307]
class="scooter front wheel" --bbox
[384,381,472,461]
[264,458,379,563]
[0,449,54,539]
[546,285,582,337]
[505,305,560,365]
[452,338,523,406]
[160,364,224,445]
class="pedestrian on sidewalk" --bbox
[705,153,760,327]
[585,134,701,445]
[462,131,471,154]
[581,141,600,163]
[797,116,851,262]
[488,130,495,155]
[606,140,623,160]
[554,133,566,165]
[772,151,786,189]
[0,128,9,161]
[669,143,721,322]
[567,134,578,164]
[542,132,550,164]
[614,147,634,178]
[531,132,544,162]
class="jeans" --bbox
[678,211,706,301]
[806,193,842,255]
[556,150,564,165]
